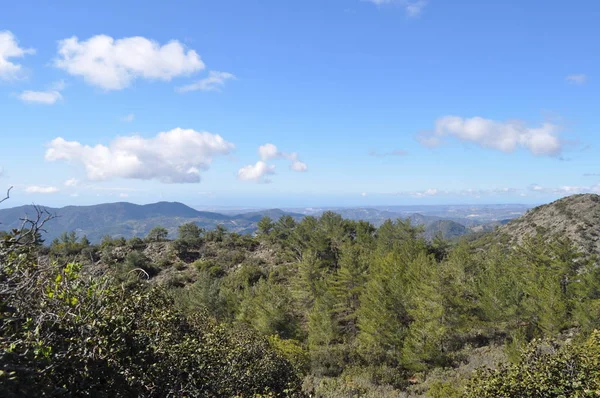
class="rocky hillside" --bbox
[498,194,600,255]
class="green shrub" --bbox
[0,233,303,397]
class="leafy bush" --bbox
[465,332,600,397]
[0,232,304,397]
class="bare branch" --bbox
[0,186,12,205]
[16,205,57,246]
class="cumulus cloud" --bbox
[119,193,129,198]
[64,178,79,187]
[121,113,135,122]
[55,35,205,90]
[369,149,408,157]
[364,0,428,17]
[237,161,275,183]
[566,74,586,85]
[25,185,59,194]
[177,71,235,92]
[45,128,234,183]
[255,143,308,172]
[0,31,35,80]
[417,116,563,156]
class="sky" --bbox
[1,0,599,209]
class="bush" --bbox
[465,332,600,397]
[0,233,304,397]
[126,236,146,250]
[193,258,226,278]
[124,250,160,277]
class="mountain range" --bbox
[0,201,525,243]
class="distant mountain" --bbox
[0,202,259,243]
[0,201,498,244]
[495,194,600,255]
[424,219,469,240]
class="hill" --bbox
[497,194,600,254]
[0,202,488,243]
[0,202,262,243]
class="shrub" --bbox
[0,232,304,397]
[465,332,600,397]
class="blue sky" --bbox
[1,0,599,208]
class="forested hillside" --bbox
[2,195,600,396]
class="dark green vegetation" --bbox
[2,194,600,396]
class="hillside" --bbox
[497,194,600,254]
[13,195,600,397]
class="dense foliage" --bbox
[0,228,302,397]
[3,207,600,396]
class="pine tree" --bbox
[401,253,446,370]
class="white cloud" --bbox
[119,192,129,198]
[420,188,439,197]
[287,152,308,172]
[566,74,586,85]
[364,0,428,17]
[397,188,440,198]
[0,31,35,80]
[121,113,135,122]
[55,35,205,90]
[25,185,59,194]
[417,116,563,156]
[45,128,235,183]
[18,90,62,104]
[259,143,281,161]
[177,70,235,93]
[64,178,79,187]
[255,143,307,172]
[547,185,600,195]
[361,192,368,197]
[18,80,66,105]
[237,161,275,183]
